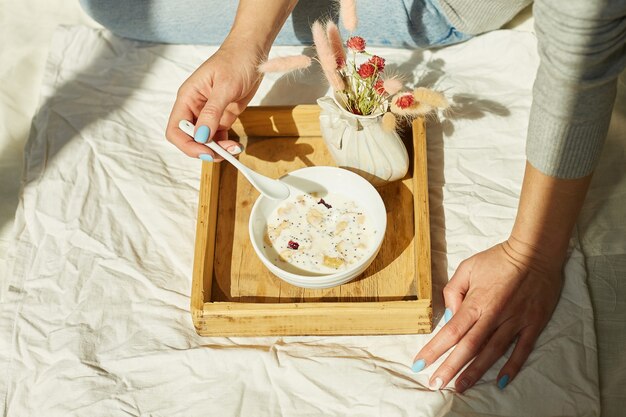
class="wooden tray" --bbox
[191,105,432,336]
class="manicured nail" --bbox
[444,308,453,323]
[199,153,213,162]
[411,359,426,373]
[194,125,210,143]
[497,374,510,390]
[227,145,242,155]
[429,377,443,391]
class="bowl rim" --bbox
[248,166,387,286]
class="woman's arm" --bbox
[223,0,298,55]
[412,0,625,391]
[227,0,298,52]
[411,162,590,392]
[165,0,298,159]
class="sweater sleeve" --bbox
[526,0,626,179]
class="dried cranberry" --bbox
[317,198,332,209]
[288,240,299,250]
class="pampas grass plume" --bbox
[258,55,312,73]
[382,112,397,132]
[312,20,345,91]
[382,77,403,95]
[340,0,358,32]
[412,87,449,109]
[326,21,346,68]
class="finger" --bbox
[218,107,240,132]
[427,313,496,390]
[412,302,480,373]
[443,259,472,323]
[454,319,518,393]
[166,98,212,158]
[206,129,243,162]
[193,88,232,145]
[496,326,541,390]
[215,139,244,156]
[212,129,244,160]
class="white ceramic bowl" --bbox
[249,166,387,289]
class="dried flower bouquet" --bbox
[258,2,449,132]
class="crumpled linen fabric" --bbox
[0,26,599,416]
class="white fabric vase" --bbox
[317,96,409,186]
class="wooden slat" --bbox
[191,162,220,315]
[196,300,432,336]
[373,178,417,301]
[413,117,432,302]
[230,105,321,138]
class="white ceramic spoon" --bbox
[178,120,290,201]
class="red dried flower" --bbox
[336,57,346,69]
[369,55,385,71]
[357,62,375,78]
[374,79,385,94]
[396,94,415,109]
[346,36,366,52]
[288,240,299,250]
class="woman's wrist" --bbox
[503,234,565,272]
[508,161,592,266]
[222,29,271,57]
[215,39,263,68]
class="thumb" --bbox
[442,259,472,323]
[193,91,231,145]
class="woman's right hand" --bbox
[165,43,263,160]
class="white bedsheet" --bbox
[0,26,601,416]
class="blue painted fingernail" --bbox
[497,374,510,390]
[194,125,210,143]
[411,359,426,373]
[444,308,453,323]
[199,153,213,162]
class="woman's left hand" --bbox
[412,236,564,392]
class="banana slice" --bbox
[278,203,294,217]
[323,255,344,269]
[266,220,289,244]
[279,250,293,261]
[306,208,324,227]
[335,221,348,235]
